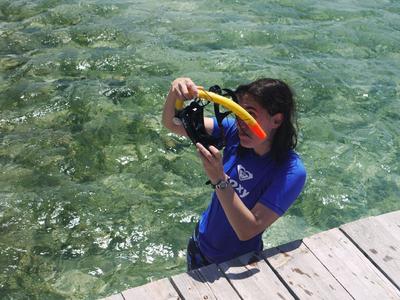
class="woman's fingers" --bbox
[177,82,189,99]
[208,146,221,160]
[196,143,222,163]
[196,143,213,162]
[186,80,198,97]
[196,143,225,184]
[172,78,198,100]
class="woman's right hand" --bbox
[162,78,198,135]
[162,77,214,138]
[168,77,199,101]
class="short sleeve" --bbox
[211,117,236,140]
[259,156,306,216]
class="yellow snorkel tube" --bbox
[175,87,267,140]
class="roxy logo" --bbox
[228,178,250,198]
[237,164,253,181]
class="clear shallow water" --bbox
[0,0,399,298]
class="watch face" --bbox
[216,180,229,189]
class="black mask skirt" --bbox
[178,86,238,150]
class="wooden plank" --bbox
[340,216,400,289]
[304,228,400,299]
[264,240,353,300]
[219,250,294,300]
[375,211,400,237]
[171,263,240,300]
[100,293,124,300]
[122,278,180,300]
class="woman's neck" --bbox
[253,130,275,156]
[254,140,272,156]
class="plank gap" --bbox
[302,235,356,300]
[216,264,245,300]
[339,226,400,292]
[168,277,185,300]
[261,248,300,300]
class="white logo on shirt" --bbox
[237,164,253,181]
[229,178,250,198]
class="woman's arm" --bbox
[215,181,280,241]
[162,77,214,136]
[196,143,280,241]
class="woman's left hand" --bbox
[196,143,226,184]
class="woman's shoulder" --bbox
[279,150,306,176]
[211,117,236,135]
[212,117,238,144]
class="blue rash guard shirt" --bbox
[197,117,306,263]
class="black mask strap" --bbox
[208,85,239,148]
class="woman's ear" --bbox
[271,113,284,129]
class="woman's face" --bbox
[237,94,282,151]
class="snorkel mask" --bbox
[176,85,267,149]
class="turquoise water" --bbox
[1,0,399,298]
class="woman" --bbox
[162,77,306,270]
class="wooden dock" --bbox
[102,210,400,299]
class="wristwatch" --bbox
[214,178,230,190]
